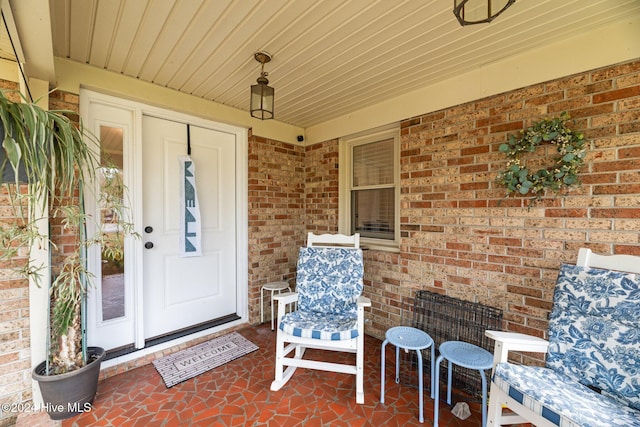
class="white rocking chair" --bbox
[486,248,640,426]
[270,232,371,404]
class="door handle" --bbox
[144,226,153,233]
[145,242,154,249]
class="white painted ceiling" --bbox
[3,0,640,129]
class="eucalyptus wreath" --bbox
[497,112,586,201]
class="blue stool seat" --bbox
[434,341,494,427]
[381,326,435,423]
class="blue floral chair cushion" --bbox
[491,263,640,426]
[493,363,640,427]
[279,310,359,341]
[547,264,640,410]
[279,247,364,341]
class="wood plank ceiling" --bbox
[21,0,640,128]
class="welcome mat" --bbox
[153,331,258,388]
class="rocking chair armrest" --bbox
[272,292,298,305]
[357,296,371,307]
[273,292,298,321]
[485,330,549,366]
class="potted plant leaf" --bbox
[0,89,136,420]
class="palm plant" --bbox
[0,89,134,374]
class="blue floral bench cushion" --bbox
[493,363,640,427]
[279,247,364,341]
[547,264,640,410]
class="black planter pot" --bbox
[32,347,106,421]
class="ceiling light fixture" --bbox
[453,0,516,26]
[250,51,274,120]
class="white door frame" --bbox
[80,89,248,355]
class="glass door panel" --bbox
[99,125,125,321]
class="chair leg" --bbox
[433,354,445,427]
[395,346,400,383]
[272,328,285,381]
[487,382,505,426]
[429,345,435,399]
[270,289,276,330]
[416,348,424,423]
[480,369,488,427]
[260,287,264,324]
[380,339,388,404]
[270,330,298,391]
[446,359,453,405]
[356,331,365,404]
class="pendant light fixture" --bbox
[250,51,274,120]
[453,0,516,26]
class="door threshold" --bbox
[145,314,241,348]
[104,314,241,361]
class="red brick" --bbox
[593,85,640,103]
[592,159,640,172]
[460,181,488,190]
[545,209,588,217]
[593,184,640,195]
[490,121,524,133]
[621,121,640,134]
[566,80,613,97]
[591,208,640,218]
[489,237,523,247]
[620,147,640,158]
[525,91,565,106]
[460,165,488,174]
[401,118,420,128]
[616,245,640,256]
[565,103,615,119]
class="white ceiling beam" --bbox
[8,0,56,84]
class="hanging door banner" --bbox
[179,156,202,257]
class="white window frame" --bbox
[339,125,400,252]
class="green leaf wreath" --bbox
[497,112,586,202]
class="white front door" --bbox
[83,90,248,354]
[141,116,237,340]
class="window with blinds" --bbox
[350,137,396,240]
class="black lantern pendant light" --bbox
[250,51,274,120]
[453,0,516,26]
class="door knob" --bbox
[144,226,153,233]
[145,242,154,249]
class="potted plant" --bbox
[0,89,135,420]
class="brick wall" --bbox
[247,133,307,322]
[375,58,640,365]
[259,59,640,367]
[246,136,341,323]
[304,139,340,234]
[0,185,31,427]
[0,81,30,427]
[48,92,83,276]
